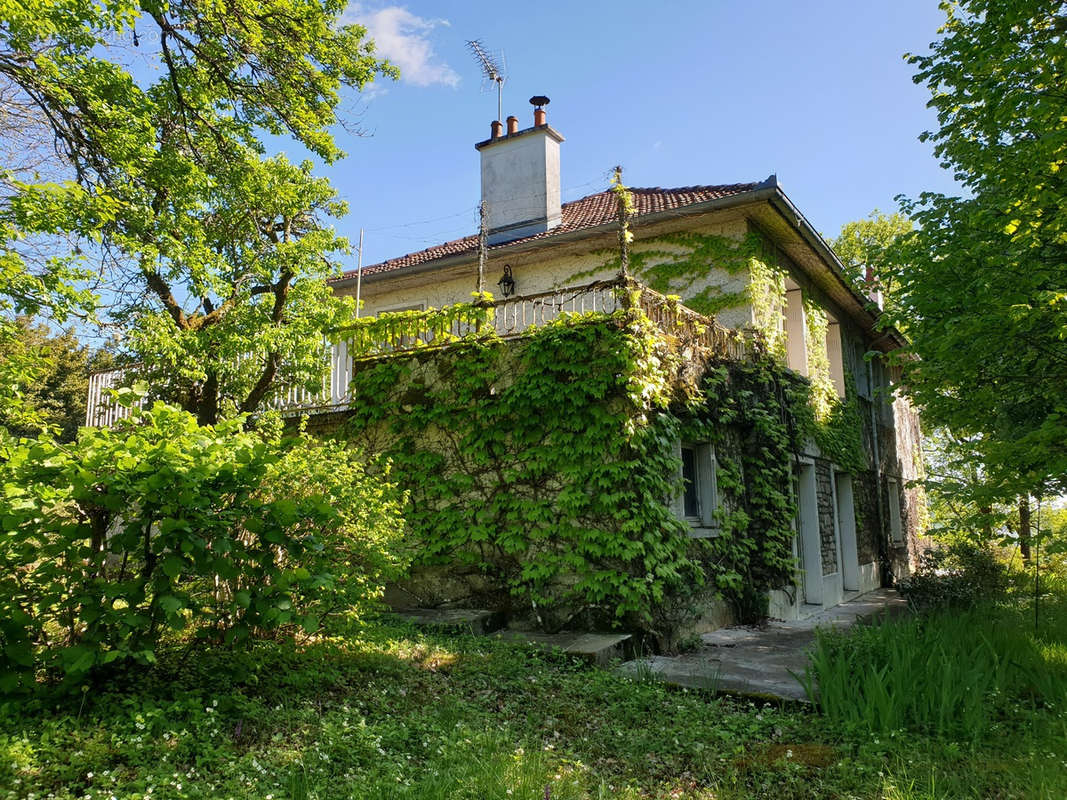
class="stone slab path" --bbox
[392,608,507,635]
[498,630,633,666]
[616,588,907,702]
[390,607,631,665]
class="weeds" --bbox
[803,597,1067,739]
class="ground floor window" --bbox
[676,441,719,536]
[887,478,904,544]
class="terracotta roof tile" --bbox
[338,183,760,280]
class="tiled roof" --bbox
[339,183,761,280]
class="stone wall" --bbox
[815,458,838,575]
[852,470,882,566]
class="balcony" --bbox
[85,279,750,427]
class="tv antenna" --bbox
[467,39,506,123]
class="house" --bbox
[321,102,924,630]
[86,100,925,640]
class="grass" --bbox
[801,599,1067,738]
[3,593,1067,799]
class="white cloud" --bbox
[346,5,460,88]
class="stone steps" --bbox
[391,607,507,635]
[390,607,633,666]
[498,630,634,666]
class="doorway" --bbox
[795,462,822,605]
[835,472,860,593]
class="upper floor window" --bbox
[825,318,846,399]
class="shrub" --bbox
[0,399,408,690]
[896,541,1008,611]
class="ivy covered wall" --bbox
[338,311,701,634]
[300,302,915,643]
[312,222,928,635]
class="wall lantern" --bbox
[497,264,516,298]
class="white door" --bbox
[796,463,822,605]
[835,473,860,592]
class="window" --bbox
[681,446,700,518]
[825,319,846,399]
[784,287,808,375]
[887,478,904,545]
[676,441,719,535]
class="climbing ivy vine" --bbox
[342,308,702,631]
[747,255,788,361]
[803,297,836,420]
[677,359,800,621]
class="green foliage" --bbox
[0,0,395,423]
[341,288,871,629]
[0,232,96,430]
[802,298,835,421]
[122,156,361,422]
[5,614,1067,799]
[893,0,1067,499]
[0,317,115,441]
[747,254,788,360]
[802,597,1067,740]
[570,231,768,320]
[896,543,1009,611]
[831,210,912,308]
[0,399,407,689]
[335,294,497,355]
[680,362,799,619]
[786,369,868,476]
[345,309,697,630]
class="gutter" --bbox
[766,186,908,352]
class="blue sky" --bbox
[313,2,958,268]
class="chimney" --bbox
[475,96,563,245]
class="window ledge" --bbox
[687,526,721,539]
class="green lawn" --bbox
[2,606,1064,800]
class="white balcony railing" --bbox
[85,280,747,427]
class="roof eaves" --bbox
[766,188,908,352]
[330,184,778,291]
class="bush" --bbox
[0,399,408,690]
[896,541,1008,611]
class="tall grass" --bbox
[800,597,1067,738]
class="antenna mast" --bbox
[467,39,505,122]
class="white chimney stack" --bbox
[475,96,563,245]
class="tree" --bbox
[0,317,115,442]
[0,1,395,423]
[832,210,912,316]
[890,0,1067,501]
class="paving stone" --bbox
[499,630,633,666]
[617,588,906,703]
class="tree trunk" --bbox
[196,370,220,427]
[1019,495,1032,565]
[980,505,993,540]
